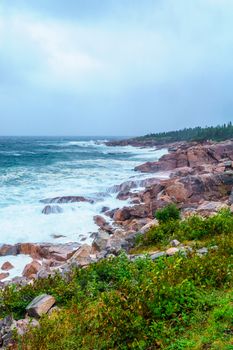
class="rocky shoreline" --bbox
[0,139,232,288]
[0,138,232,347]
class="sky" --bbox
[0,0,233,136]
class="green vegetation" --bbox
[0,208,232,349]
[155,204,180,223]
[137,208,233,248]
[136,122,233,143]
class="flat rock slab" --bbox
[26,294,56,318]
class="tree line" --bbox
[138,122,233,143]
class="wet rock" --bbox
[109,180,137,193]
[43,243,79,262]
[26,294,56,318]
[92,231,110,252]
[0,244,19,256]
[113,207,131,221]
[105,208,118,219]
[70,244,92,267]
[51,234,66,239]
[0,272,9,280]
[23,261,42,279]
[1,261,14,271]
[116,191,134,201]
[42,205,63,215]
[41,196,94,204]
[93,215,113,233]
[18,243,42,259]
[101,206,110,213]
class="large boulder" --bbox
[92,231,110,252]
[196,201,229,216]
[18,243,43,259]
[70,244,92,267]
[23,261,42,279]
[26,294,56,318]
[165,182,189,203]
[113,208,132,221]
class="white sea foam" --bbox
[0,140,168,245]
[0,255,32,281]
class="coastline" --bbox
[0,138,232,286]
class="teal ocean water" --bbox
[0,137,167,244]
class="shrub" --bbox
[155,204,180,223]
[139,209,233,247]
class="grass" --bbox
[0,208,232,349]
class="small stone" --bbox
[14,318,39,336]
[166,247,180,256]
[26,294,56,318]
[150,252,166,260]
[42,205,63,215]
[1,261,14,271]
[0,272,9,281]
[197,247,208,255]
[170,239,180,247]
[140,219,159,234]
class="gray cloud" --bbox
[0,0,232,135]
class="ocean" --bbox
[0,137,167,245]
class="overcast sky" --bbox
[0,0,233,136]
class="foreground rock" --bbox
[26,294,56,318]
